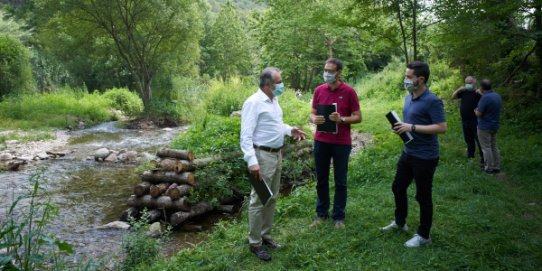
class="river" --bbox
[0,122,221,266]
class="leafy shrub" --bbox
[144,96,182,121]
[0,87,115,129]
[202,77,255,117]
[0,35,35,98]
[0,170,79,270]
[103,87,144,117]
[119,210,165,271]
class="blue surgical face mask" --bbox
[323,71,336,84]
[404,78,417,93]
[273,82,285,97]
[465,84,474,91]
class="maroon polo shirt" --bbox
[312,81,360,145]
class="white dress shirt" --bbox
[240,89,292,167]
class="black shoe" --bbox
[249,245,271,261]
[262,238,281,249]
[484,169,501,174]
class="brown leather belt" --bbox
[253,144,282,153]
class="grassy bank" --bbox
[136,63,542,270]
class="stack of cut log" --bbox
[122,148,212,227]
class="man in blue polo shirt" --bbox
[475,79,502,174]
[380,61,447,248]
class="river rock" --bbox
[147,222,162,238]
[5,140,18,144]
[94,148,110,160]
[18,155,34,161]
[36,152,50,160]
[0,153,13,161]
[119,151,137,162]
[104,153,118,163]
[98,221,130,230]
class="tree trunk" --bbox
[147,209,163,223]
[412,0,418,61]
[395,0,410,64]
[141,171,196,186]
[150,183,170,198]
[165,184,193,200]
[134,182,152,197]
[127,195,190,211]
[156,148,195,161]
[120,207,139,222]
[535,3,542,97]
[170,202,211,226]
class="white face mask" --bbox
[404,78,417,93]
[323,71,336,83]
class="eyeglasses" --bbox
[324,69,337,73]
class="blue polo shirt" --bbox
[477,90,501,131]
[403,88,446,160]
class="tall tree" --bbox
[201,0,253,80]
[37,0,205,106]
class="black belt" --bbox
[253,144,282,153]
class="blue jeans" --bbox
[314,140,352,221]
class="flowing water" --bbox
[0,122,224,264]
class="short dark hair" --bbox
[259,67,280,89]
[480,79,492,90]
[326,58,343,71]
[407,61,430,82]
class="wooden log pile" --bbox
[121,140,314,228]
[122,148,212,226]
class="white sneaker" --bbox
[380,221,409,232]
[404,234,432,248]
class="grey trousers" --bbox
[478,129,500,171]
[248,149,282,246]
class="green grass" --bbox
[0,87,117,130]
[0,130,55,150]
[136,90,542,270]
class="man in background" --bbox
[452,76,483,165]
[475,79,502,174]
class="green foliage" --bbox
[360,58,462,101]
[119,210,166,271]
[202,77,254,117]
[36,0,205,105]
[0,35,35,98]
[0,170,79,270]
[103,87,144,117]
[0,9,32,41]
[0,87,116,129]
[201,0,253,79]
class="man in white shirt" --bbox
[240,67,306,261]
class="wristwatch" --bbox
[412,124,416,132]
[340,117,346,124]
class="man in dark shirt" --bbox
[452,76,483,164]
[380,61,447,248]
[475,79,502,174]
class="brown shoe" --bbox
[249,245,272,261]
[262,238,281,249]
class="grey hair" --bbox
[259,67,281,89]
[465,76,477,84]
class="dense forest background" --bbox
[1,0,541,110]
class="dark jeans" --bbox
[462,119,483,162]
[314,140,352,221]
[392,152,439,239]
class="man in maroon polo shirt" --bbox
[309,58,362,228]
